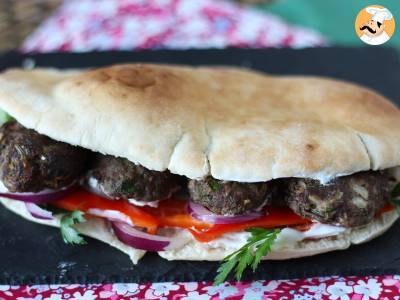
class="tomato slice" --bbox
[141,198,211,230]
[53,189,159,233]
[378,203,395,214]
[189,207,312,242]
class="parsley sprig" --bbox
[214,228,281,285]
[60,210,87,245]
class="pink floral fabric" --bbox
[1,276,400,299]
[21,0,326,53]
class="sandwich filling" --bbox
[0,120,395,232]
[0,120,397,282]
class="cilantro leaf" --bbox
[60,210,87,245]
[213,228,281,285]
[214,256,238,285]
[246,227,267,236]
[235,248,253,280]
[252,231,278,271]
[0,109,13,125]
[208,178,222,192]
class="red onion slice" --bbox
[188,201,263,224]
[25,203,54,220]
[111,222,171,251]
[0,187,73,204]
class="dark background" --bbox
[0,47,400,284]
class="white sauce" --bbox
[157,228,193,250]
[273,223,346,250]
[87,208,133,226]
[207,223,346,250]
[207,231,250,249]
[0,181,8,193]
[128,198,159,207]
[88,176,100,191]
[308,171,353,185]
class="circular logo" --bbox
[355,5,395,45]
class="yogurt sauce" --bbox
[207,223,346,250]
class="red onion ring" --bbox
[0,187,73,204]
[111,222,171,251]
[188,201,263,224]
[25,203,54,220]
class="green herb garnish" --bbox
[208,179,222,192]
[0,109,13,125]
[213,228,281,285]
[60,210,87,245]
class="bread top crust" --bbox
[0,64,399,182]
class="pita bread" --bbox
[1,197,397,263]
[0,65,399,182]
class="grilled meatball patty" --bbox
[0,121,89,192]
[188,177,271,215]
[91,155,183,201]
[285,171,390,227]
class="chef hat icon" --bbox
[366,7,393,24]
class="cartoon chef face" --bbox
[360,19,385,37]
[360,7,392,38]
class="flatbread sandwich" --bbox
[0,64,399,283]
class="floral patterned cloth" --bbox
[13,0,395,299]
[1,275,400,299]
[21,0,326,52]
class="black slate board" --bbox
[0,47,400,284]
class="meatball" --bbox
[285,171,391,227]
[0,121,89,192]
[90,155,183,201]
[188,177,271,216]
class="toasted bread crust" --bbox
[0,65,399,183]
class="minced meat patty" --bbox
[188,177,271,216]
[0,121,89,193]
[284,171,391,227]
[90,155,183,202]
